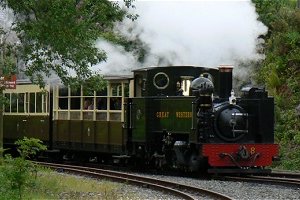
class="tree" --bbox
[0,0,137,88]
[252,0,300,170]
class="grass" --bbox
[0,166,138,200]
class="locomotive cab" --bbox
[132,66,219,97]
[126,66,220,169]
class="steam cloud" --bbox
[1,1,267,80]
[94,0,267,75]
[0,7,17,43]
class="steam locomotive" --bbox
[3,65,279,173]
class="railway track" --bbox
[35,161,232,200]
[219,171,300,188]
[270,170,300,179]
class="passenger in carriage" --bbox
[84,98,92,109]
[88,101,94,110]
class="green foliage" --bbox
[0,27,18,75]
[252,0,292,29]
[0,148,9,165]
[0,137,47,199]
[276,143,300,170]
[14,137,47,159]
[253,0,300,170]
[275,109,299,141]
[1,155,37,200]
[0,27,18,108]
[82,72,107,96]
[0,0,137,89]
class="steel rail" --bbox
[270,171,300,179]
[221,175,300,188]
[247,175,300,187]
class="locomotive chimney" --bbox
[218,65,233,99]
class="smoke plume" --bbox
[94,0,267,76]
[1,1,267,82]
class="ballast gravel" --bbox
[60,173,300,199]
[136,173,300,200]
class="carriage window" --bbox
[96,88,107,96]
[4,93,10,112]
[18,93,25,113]
[11,93,18,112]
[96,97,107,110]
[59,87,68,96]
[54,78,127,121]
[83,98,94,110]
[43,93,47,113]
[111,83,122,96]
[36,92,43,113]
[71,97,80,109]
[70,88,81,110]
[71,87,80,96]
[29,93,35,113]
[59,98,68,109]
[4,93,25,113]
[110,97,121,110]
[58,87,68,109]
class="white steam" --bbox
[94,0,267,75]
[0,7,17,44]
[95,39,139,74]
[1,1,267,80]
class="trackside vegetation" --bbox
[0,137,47,200]
[252,0,300,170]
[0,137,138,200]
[0,168,135,200]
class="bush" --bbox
[0,137,47,199]
[0,155,37,200]
[15,137,47,159]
